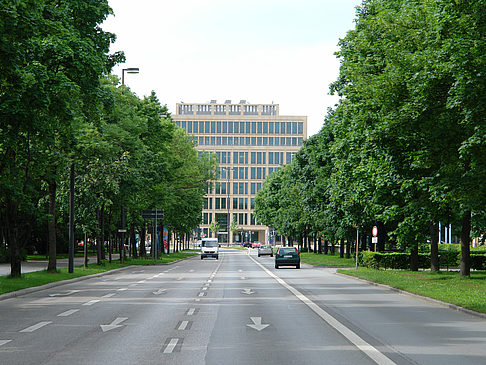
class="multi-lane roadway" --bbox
[1,249,485,364]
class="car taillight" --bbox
[296,249,299,256]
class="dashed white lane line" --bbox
[117,288,128,291]
[163,338,179,354]
[20,321,52,333]
[187,308,196,316]
[0,340,12,346]
[102,293,116,298]
[178,321,189,330]
[58,309,79,317]
[83,300,100,306]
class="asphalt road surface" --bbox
[1,249,485,365]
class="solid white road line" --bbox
[249,255,396,365]
[20,321,52,333]
[163,338,179,354]
[58,309,79,317]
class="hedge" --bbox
[359,251,486,270]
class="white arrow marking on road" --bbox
[49,290,80,297]
[58,309,79,317]
[20,321,52,333]
[246,317,269,331]
[153,288,167,295]
[101,317,128,332]
[0,340,12,346]
[241,288,255,295]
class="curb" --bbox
[335,271,486,320]
[0,255,197,301]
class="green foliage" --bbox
[359,250,467,270]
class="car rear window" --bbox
[279,247,296,254]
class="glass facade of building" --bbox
[173,102,307,244]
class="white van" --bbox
[200,238,219,260]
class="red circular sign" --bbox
[372,226,378,237]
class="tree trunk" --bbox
[96,207,102,264]
[47,180,57,272]
[331,241,335,254]
[317,237,322,254]
[340,238,345,258]
[377,221,386,251]
[460,210,471,277]
[130,225,137,259]
[323,240,329,254]
[410,245,419,271]
[345,239,351,259]
[100,205,106,260]
[140,223,146,257]
[430,221,439,272]
[6,197,22,277]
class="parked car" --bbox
[194,240,202,248]
[275,247,300,269]
[251,242,261,249]
[242,242,252,248]
[258,245,273,257]
[201,238,219,260]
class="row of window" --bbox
[203,197,257,210]
[195,135,303,147]
[176,120,304,135]
[209,182,263,195]
[202,212,263,226]
[201,151,296,166]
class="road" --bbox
[0,249,485,364]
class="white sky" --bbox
[103,0,361,137]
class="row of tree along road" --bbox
[0,1,218,277]
[254,0,486,277]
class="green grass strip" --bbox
[300,252,356,267]
[338,268,486,314]
[0,251,198,295]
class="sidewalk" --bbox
[0,255,120,277]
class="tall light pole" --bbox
[222,167,233,245]
[120,67,139,264]
[122,67,139,86]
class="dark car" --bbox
[275,247,300,269]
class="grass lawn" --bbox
[0,250,198,295]
[338,268,486,314]
[300,252,356,267]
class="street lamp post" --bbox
[222,167,233,245]
[120,67,139,264]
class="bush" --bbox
[359,250,480,270]
[471,255,486,270]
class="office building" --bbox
[173,100,307,244]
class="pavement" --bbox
[0,255,120,277]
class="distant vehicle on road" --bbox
[258,245,273,257]
[194,240,202,248]
[201,238,219,260]
[242,242,252,248]
[251,242,261,249]
[275,247,300,269]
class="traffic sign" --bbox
[372,226,378,237]
[141,209,164,220]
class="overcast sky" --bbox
[103,0,361,137]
